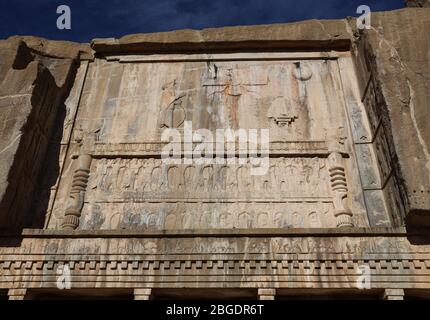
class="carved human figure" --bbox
[115,159,129,192]
[308,211,319,228]
[205,210,214,228]
[167,165,179,191]
[137,159,154,192]
[237,165,251,191]
[226,165,237,192]
[150,166,162,191]
[109,212,122,229]
[164,211,177,230]
[99,159,115,192]
[268,165,278,191]
[150,160,168,192]
[215,166,227,191]
[91,158,106,198]
[184,165,196,191]
[274,211,287,228]
[143,241,158,254]
[120,203,142,229]
[257,211,270,227]
[292,211,304,228]
[159,92,186,129]
[202,165,214,192]
[220,211,234,228]
[310,158,326,195]
[237,211,251,228]
[285,162,298,186]
[125,159,141,190]
[278,158,288,192]
[146,211,158,229]
[252,165,265,192]
[181,208,193,229]
[301,161,313,185]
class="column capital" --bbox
[258,288,276,300]
[383,289,405,300]
[8,288,27,300]
[134,288,152,300]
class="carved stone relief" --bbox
[266,97,298,127]
[87,157,330,199]
[23,235,425,257]
[46,56,376,230]
[76,60,346,143]
[62,154,92,230]
[79,202,334,230]
[326,126,354,227]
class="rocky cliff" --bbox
[0,8,429,230]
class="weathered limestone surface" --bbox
[1,8,430,299]
[92,19,351,53]
[46,54,370,231]
[406,0,430,7]
[90,8,430,226]
[0,38,92,229]
[350,9,430,225]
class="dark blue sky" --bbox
[0,0,405,43]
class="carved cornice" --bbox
[2,232,430,289]
[1,254,430,290]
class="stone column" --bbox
[62,154,92,230]
[8,288,27,300]
[258,288,276,300]
[134,288,152,300]
[383,289,405,300]
[326,127,354,228]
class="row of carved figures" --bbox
[61,152,352,230]
[79,202,334,230]
[89,157,330,195]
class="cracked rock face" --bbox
[352,8,430,225]
[0,38,92,229]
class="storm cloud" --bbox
[0,0,405,42]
